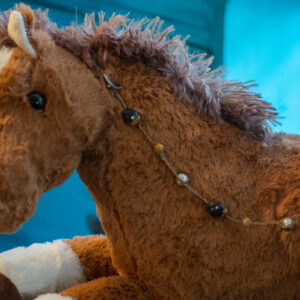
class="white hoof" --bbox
[35,293,74,300]
[0,240,85,298]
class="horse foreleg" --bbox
[0,235,116,299]
[62,235,117,280]
[35,276,154,300]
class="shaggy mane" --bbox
[0,6,279,141]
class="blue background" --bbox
[225,0,300,134]
[0,0,299,251]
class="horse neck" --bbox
[77,56,299,224]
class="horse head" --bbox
[0,5,107,232]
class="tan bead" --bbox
[176,173,190,186]
[280,217,294,231]
[242,217,252,227]
[154,143,164,154]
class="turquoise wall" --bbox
[225,0,300,134]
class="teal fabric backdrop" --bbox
[225,0,300,134]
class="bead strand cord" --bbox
[103,73,300,231]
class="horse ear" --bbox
[7,7,37,57]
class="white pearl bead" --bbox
[176,173,189,186]
[280,217,294,230]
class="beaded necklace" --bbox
[102,73,300,231]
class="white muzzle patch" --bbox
[0,46,13,75]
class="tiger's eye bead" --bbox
[207,202,228,218]
[280,217,294,231]
[154,143,164,154]
[242,217,252,227]
[122,109,141,126]
[176,173,189,186]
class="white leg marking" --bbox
[35,294,74,300]
[0,240,86,299]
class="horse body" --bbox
[77,55,300,299]
[0,4,299,299]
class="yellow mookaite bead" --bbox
[154,143,164,154]
[242,217,252,227]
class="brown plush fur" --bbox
[0,4,299,299]
[0,273,22,300]
[60,275,155,300]
[0,5,278,142]
[63,236,117,281]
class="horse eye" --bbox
[27,92,47,110]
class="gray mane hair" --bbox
[0,6,279,142]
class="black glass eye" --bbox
[27,92,47,110]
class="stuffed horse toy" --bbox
[0,4,299,300]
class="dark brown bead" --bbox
[122,109,141,126]
[207,202,228,218]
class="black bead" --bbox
[27,91,47,110]
[122,108,141,126]
[206,202,227,218]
